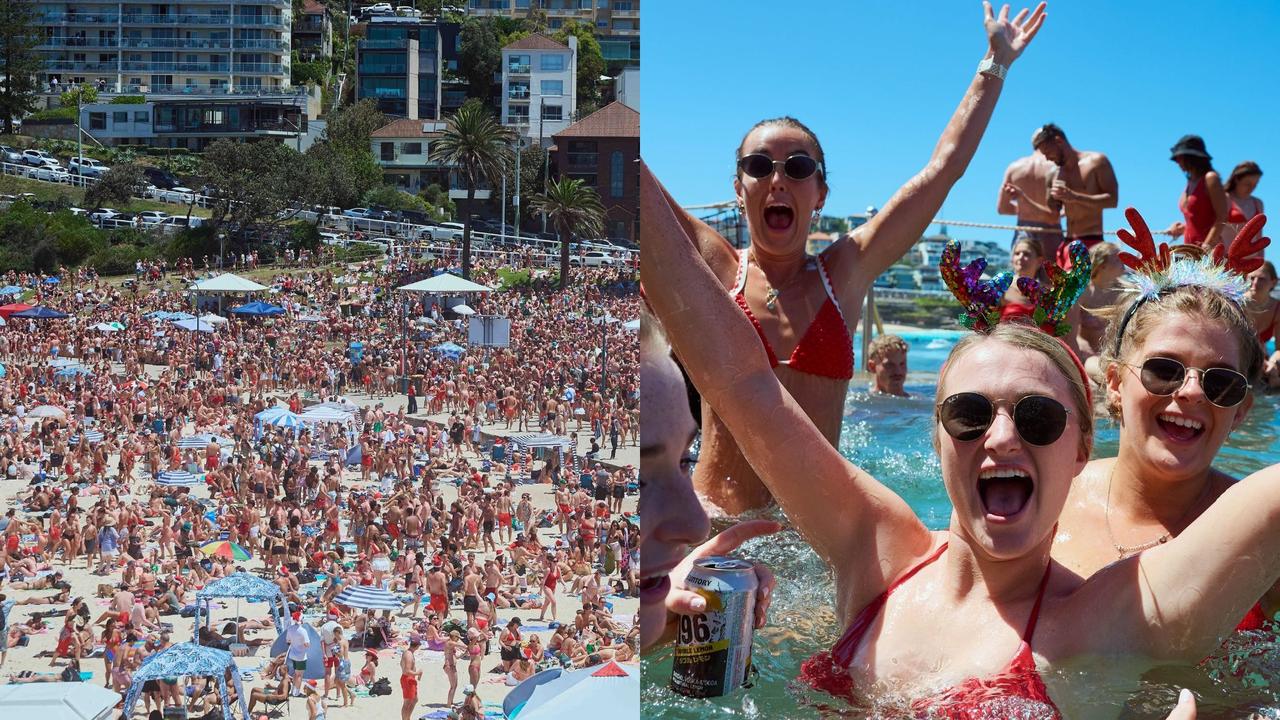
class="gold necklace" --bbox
[749,250,812,311]
[1104,466,1213,559]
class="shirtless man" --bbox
[461,567,483,629]
[997,146,1063,265]
[554,486,571,535]
[1032,123,1119,269]
[495,490,513,543]
[425,564,449,620]
[400,636,422,720]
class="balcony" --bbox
[121,14,232,25]
[297,18,328,32]
[507,87,529,100]
[234,62,284,73]
[360,39,410,49]
[114,84,305,96]
[120,38,233,50]
[507,63,530,75]
[236,39,288,51]
[40,12,121,24]
[123,61,230,72]
[234,15,288,28]
[359,63,408,75]
[37,37,120,49]
[44,61,119,72]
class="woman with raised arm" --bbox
[644,164,1280,717]
[655,2,1046,513]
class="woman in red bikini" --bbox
[1223,161,1264,251]
[1244,262,1280,388]
[647,3,1046,514]
[648,175,1280,716]
[1000,238,1043,322]
[1165,135,1230,250]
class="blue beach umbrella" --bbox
[230,301,285,316]
[12,306,69,319]
[157,470,199,486]
[69,429,105,444]
[0,286,23,295]
[430,342,465,361]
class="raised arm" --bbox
[640,163,930,586]
[1081,464,1280,660]
[833,2,1047,290]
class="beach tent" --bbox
[397,273,493,293]
[318,399,360,413]
[230,301,285,316]
[333,585,402,611]
[430,342,465,361]
[0,363,5,377]
[0,302,32,319]
[12,306,68,319]
[171,318,218,333]
[144,310,173,320]
[0,682,120,720]
[268,623,327,679]
[68,429,105,444]
[167,311,196,321]
[197,313,228,325]
[194,572,287,639]
[123,643,248,720]
[190,273,269,292]
[177,433,232,450]
[512,660,638,720]
[300,406,354,424]
[0,285,24,295]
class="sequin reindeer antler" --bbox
[939,240,1012,332]
[1015,240,1091,337]
[1115,207,1172,273]
[1211,213,1270,275]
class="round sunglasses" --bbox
[1124,357,1250,408]
[737,153,823,181]
[936,393,1071,447]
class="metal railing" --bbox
[507,63,531,74]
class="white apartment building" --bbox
[500,34,577,148]
[32,0,293,96]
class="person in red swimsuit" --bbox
[999,238,1043,322]
[1223,161,1265,252]
[645,4,1049,514]
[1165,135,1230,250]
[650,176,1280,714]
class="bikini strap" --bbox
[814,254,847,327]
[1021,561,1053,644]
[830,541,948,665]
[731,247,750,296]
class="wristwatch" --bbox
[977,57,1008,80]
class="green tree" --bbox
[362,185,428,212]
[0,1,42,134]
[59,85,98,109]
[430,100,513,278]
[84,163,146,209]
[458,17,501,102]
[554,21,605,116]
[301,139,383,210]
[528,177,604,290]
[495,142,545,228]
[201,139,306,247]
[421,183,456,222]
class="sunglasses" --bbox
[937,393,1071,447]
[1126,357,1250,408]
[737,153,823,181]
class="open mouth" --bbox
[638,575,671,603]
[763,204,794,232]
[1156,413,1205,443]
[978,467,1034,521]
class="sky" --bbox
[642,1,1280,266]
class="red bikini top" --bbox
[799,542,1061,719]
[732,249,854,381]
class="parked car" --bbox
[142,167,181,189]
[0,145,22,164]
[395,5,421,16]
[342,207,374,219]
[137,210,170,225]
[69,156,109,177]
[32,162,70,183]
[363,2,393,13]
[89,207,120,223]
[572,251,616,267]
[21,149,56,166]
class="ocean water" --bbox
[643,329,1280,719]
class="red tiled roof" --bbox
[302,0,327,14]
[553,102,638,139]
[371,118,441,139]
[503,33,568,52]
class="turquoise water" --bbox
[643,329,1280,719]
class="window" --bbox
[403,142,422,155]
[508,105,529,123]
[202,109,224,125]
[507,80,529,99]
[540,53,564,71]
[507,54,530,74]
[612,0,633,9]
[611,220,627,240]
[610,150,624,197]
[568,173,597,188]
[613,18,635,30]
[540,79,562,96]
[567,139,597,167]
[380,142,395,161]
[548,18,562,29]
[89,112,106,130]
[113,111,128,123]
[134,111,150,123]
[542,104,563,121]
[515,0,529,6]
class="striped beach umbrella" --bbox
[69,429,105,444]
[200,540,252,561]
[177,435,213,449]
[333,585,402,611]
[157,469,199,486]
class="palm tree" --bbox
[429,101,513,279]
[528,177,605,290]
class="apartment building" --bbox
[550,101,637,244]
[355,15,461,120]
[79,95,307,150]
[500,34,576,148]
[294,0,332,62]
[464,0,638,68]
[33,0,293,95]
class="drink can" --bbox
[670,556,757,698]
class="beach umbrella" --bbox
[200,540,252,561]
[430,342,465,361]
[92,322,119,332]
[166,312,196,321]
[55,365,93,379]
[263,411,304,431]
[514,660,638,720]
[0,363,5,377]
[451,303,475,315]
[69,429,105,444]
[177,434,229,449]
[0,315,6,327]
[28,405,67,419]
[0,682,121,720]
[197,313,227,325]
[145,311,173,320]
[0,286,23,295]
[12,307,69,319]
[230,301,285,316]
[333,585,402,611]
[171,318,217,333]
[0,303,32,319]
[157,470,199,486]
[44,277,60,284]
[108,321,126,330]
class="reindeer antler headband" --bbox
[939,239,1090,337]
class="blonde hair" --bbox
[867,334,908,362]
[1088,242,1120,281]
[936,323,1093,457]
[1012,238,1043,259]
